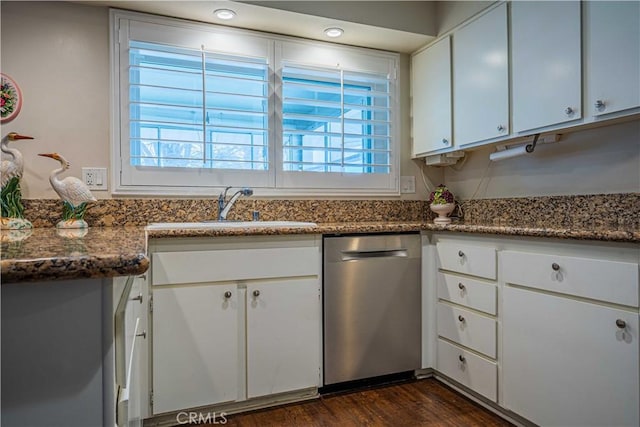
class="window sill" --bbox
[111,186,401,198]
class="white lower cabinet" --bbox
[115,274,148,427]
[434,237,498,402]
[437,303,496,359]
[501,248,640,427]
[503,286,639,427]
[437,339,497,402]
[431,233,639,426]
[149,235,322,416]
[246,279,320,399]
[152,284,239,414]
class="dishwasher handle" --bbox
[341,249,408,261]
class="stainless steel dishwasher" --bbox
[323,233,421,386]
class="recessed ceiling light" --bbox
[324,27,344,38]
[214,9,236,20]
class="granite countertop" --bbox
[423,221,640,242]
[2,221,638,284]
[1,227,148,284]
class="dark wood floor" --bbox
[215,379,513,427]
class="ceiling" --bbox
[73,0,437,53]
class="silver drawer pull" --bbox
[458,251,465,257]
[458,315,465,323]
[458,282,465,290]
[253,290,260,297]
[224,291,232,299]
[458,355,466,363]
[341,249,408,261]
[552,263,560,271]
[616,319,627,329]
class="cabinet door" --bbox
[585,1,640,117]
[246,279,320,399]
[453,4,508,146]
[411,36,452,155]
[503,286,639,427]
[511,1,582,133]
[152,284,239,414]
[127,275,146,426]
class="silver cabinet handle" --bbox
[565,107,574,115]
[552,263,560,271]
[458,355,466,363]
[131,294,143,304]
[458,250,465,257]
[616,319,627,329]
[595,100,605,110]
[442,138,449,145]
[458,282,465,290]
[253,290,260,297]
[136,331,147,339]
[341,249,408,261]
[224,291,232,299]
[458,315,465,323]
[497,125,505,132]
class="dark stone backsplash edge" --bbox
[458,192,639,229]
[17,193,639,230]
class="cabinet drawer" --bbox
[152,245,320,286]
[438,273,497,315]
[437,242,496,280]
[437,338,497,402]
[437,303,496,358]
[501,250,639,307]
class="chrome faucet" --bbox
[217,187,253,221]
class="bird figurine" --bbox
[38,152,97,229]
[1,132,34,229]
[1,132,33,187]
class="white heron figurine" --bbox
[1,132,34,229]
[1,132,33,187]
[38,152,96,228]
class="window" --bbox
[112,12,399,195]
[129,42,269,170]
[282,65,391,174]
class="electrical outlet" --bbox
[82,167,108,190]
[400,176,416,193]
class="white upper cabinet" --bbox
[453,3,509,146]
[511,1,582,133]
[584,1,640,118]
[411,36,452,156]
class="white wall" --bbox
[1,1,111,200]
[0,1,432,200]
[435,0,494,35]
[242,0,438,36]
[445,120,640,200]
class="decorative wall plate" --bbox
[1,73,22,123]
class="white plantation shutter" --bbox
[281,64,392,174]
[113,12,399,195]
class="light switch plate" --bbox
[400,175,416,193]
[82,167,108,190]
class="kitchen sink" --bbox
[146,221,317,230]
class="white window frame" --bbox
[110,10,400,196]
